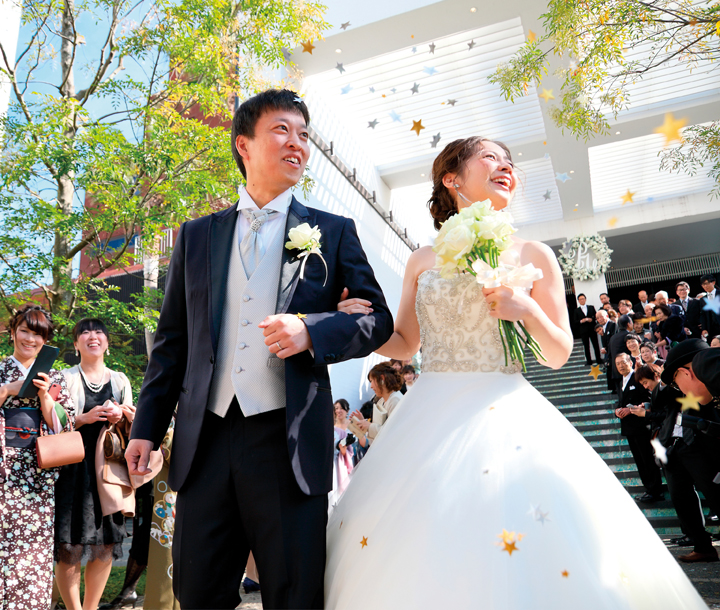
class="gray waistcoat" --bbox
[206,217,285,417]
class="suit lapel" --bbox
[209,202,239,354]
[275,197,310,314]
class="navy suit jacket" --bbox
[131,197,394,494]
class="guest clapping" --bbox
[350,363,404,445]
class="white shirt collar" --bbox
[238,187,292,215]
[10,355,31,379]
[622,370,633,389]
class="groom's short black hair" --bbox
[231,89,311,179]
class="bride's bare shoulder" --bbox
[511,236,557,266]
[407,245,436,279]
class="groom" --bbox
[126,89,394,609]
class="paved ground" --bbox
[123,540,720,609]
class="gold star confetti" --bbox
[539,88,555,103]
[528,30,537,42]
[411,120,425,136]
[608,217,619,227]
[489,406,495,411]
[296,313,307,319]
[360,536,368,548]
[503,540,518,555]
[562,570,569,578]
[677,392,702,412]
[588,364,602,380]
[301,40,315,54]
[653,112,687,146]
[621,189,635,205]
[497,529,524,556]
[638,316,657,324]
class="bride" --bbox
[326,137,707,609]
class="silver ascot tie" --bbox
[239,208,277,277]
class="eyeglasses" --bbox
[670,366,689,391]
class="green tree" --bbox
[490,0,720,197]
[0,0,328,385]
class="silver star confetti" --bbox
[389,110,402,123]
[430,133,441,148]
[468,40,476,50]
[410,83,420,94]
[543,190,552,201]
[423,66,437,76]
[340,21,350,30]
[336,62,345,74]
[447,99,457,106]
[368,119,379,129]
[429,42,436,54]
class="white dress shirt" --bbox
[621,370,633,392]
[237,187,291,250]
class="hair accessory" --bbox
[293,95,304,104]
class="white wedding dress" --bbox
[325,270,707,609]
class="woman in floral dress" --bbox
[0,305,74,609]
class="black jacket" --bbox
[616,372,651,436]
[608,329,631,379]
[574,305,597,337]
[131,198,394,494]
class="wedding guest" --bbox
[574,294,601,366]
[634,290,651,318]
[655,290,685,322]
[350,363,404,445]
[676,282,694,316]
[0,305,75,609]
[599,292,617,310]
[618,300,634,316]
[711,335,720,348]
[401,364,418,389]
[607,308,618,322]
[332,399,355,498]
[700,274,717,300]
[640,341,664,368]
[613,353,661,503]
[608,314,633,393]
[55,319,137,610]
[625,333,642,368]
[630,363,668,433]
[654,304,687,350]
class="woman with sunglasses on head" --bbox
[327,137,708,609]
[0,305,74,609]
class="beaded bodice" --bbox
[416,270,523,374]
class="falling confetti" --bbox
[528,30,537,41]
[360,536,368,548]
[341,84,353,95]
[411,120,425,136]
[429,42,436,54]
[654,112,687,146]
[543,190,552,201]
[562,570,569,578]
[368,119,379,129]
[539,88,555,103]
[423,66,438,76]
[497,530,523,556]
[410,83,420,95]
[295,313,307,319]
[608,217,619,227]
[588,364,602,380]
[468,40,476,50]
[447,99,458,106]
[555,172,570,183]
[336,62,345,74]
[369,87,375,93]
[340,21,351,30]
[281,48,293,62]
[703,297,720,315]
[389,110,402,123]
[301,40,315,54]
[650,437,668,464]
[621,189,635,205]
[677,392,702,412]
[528,504,550,524]
[431,133,441,148]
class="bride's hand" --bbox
[482,285,537,322]
[337,287,373,315]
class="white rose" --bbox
[286,223,321,251]
[443,223,475,261]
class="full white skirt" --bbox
[325,372,707,610]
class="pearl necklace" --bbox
[78,364,107,393]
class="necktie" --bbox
[239,209,277,277]
[682,300,688,311]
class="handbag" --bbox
[103,417,128,463]
[36,425,84,469]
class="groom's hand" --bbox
[260,314,313,359]
[126,439,155,476]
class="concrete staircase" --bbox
[523,339,718,537]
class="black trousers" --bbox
[129,481,153,564]
[626,432,663,496]
[580,332,601,364]
[173,401,328,609]
[665,439,720,554]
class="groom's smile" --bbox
[235,109,310,206]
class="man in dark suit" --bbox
[686,276,720,341]
[608,314,633,393]
[125,89,394,609]
[657,341,720,562]
[574,293,601,365]
[633,289,651,318]
[614,353,661,502]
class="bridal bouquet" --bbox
[433,200,545,370]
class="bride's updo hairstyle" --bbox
[367,362,404,393]
[428,136,513,230]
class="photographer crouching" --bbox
[655,340,720,563]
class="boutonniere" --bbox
[285,223,328,286]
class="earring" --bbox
[75,349,78,357]
[106,347,110,356]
